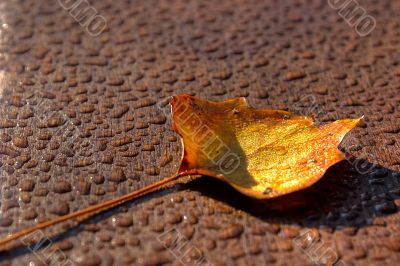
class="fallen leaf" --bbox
[0,94,361,250]
[171,94,360,199]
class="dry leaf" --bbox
[171,94,360,199]
[0,94,360,249]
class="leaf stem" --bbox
[0,170,197,250]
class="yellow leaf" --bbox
[171,94,360,199]
[0,94,361,249]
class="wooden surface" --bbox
[0,0,400,265]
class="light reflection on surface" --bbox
[0,70,10,99]
[0,1,12,100]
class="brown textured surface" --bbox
[0,0,400,265]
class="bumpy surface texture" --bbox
[0,0,400,265]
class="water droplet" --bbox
[263,187,273,194]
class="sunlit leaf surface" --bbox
[171,94,360,199]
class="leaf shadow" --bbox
[183,159,400,228]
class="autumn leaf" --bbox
[0,94,360,249]
[171,94,360,199]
